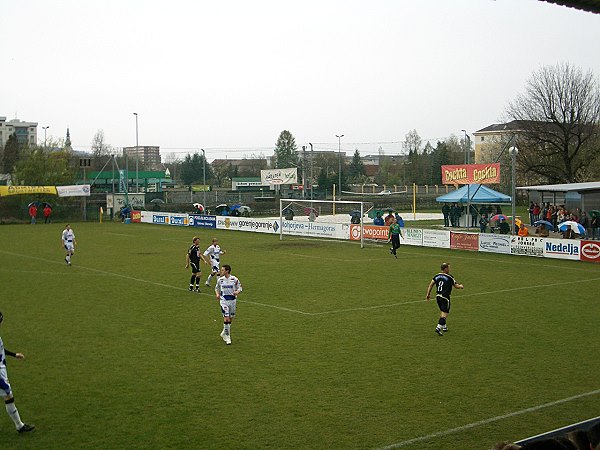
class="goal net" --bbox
[278,198,375,248]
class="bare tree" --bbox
[91,129,114,169]
[506,63,600,183]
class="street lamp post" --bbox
[42,126,49,148]
[201,148,206,209]
[461,129,471,164]
[309,143,314,200]
[133,113,139,193]
[509,146,519,235]
[336,134,344,200]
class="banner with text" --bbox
[580,241,600,263]
[478,233,511,254]
[423,229,450,248]
[441,163,501,185]
[0,185,57,196]
[56,184,91,197]
[450,232,479,251]
[260,168,298,185]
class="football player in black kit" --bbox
[185,237,202,292]
[425,262,464,336]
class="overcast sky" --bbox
[1,0,599,161]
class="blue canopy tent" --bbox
[436,184,511,204]
[436,184,511,228]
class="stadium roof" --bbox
[540,0,600,14]
[517,181,600,192]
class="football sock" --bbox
[207,274,213,284]
[223,323,230,336]
[66,255,71,263]
[195,276,201,286]
[190,275,196,287]
[5,399,24,430]
[439,317,446,326]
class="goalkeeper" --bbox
[388,217,404,258]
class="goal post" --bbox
[278,198,375,248]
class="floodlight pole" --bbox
[133,112,139,193]
[336,134,344,201]
[201,148,206,208]
[309,143,314,201]
[509,146,519,235]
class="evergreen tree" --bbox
[348,149,365,182]
[2,133,20,173]
[273,130,298,169]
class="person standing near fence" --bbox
[388,217,404,258]
[425,262,464,336]
[61,224,76,266]
[0,312,35,434]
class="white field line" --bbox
[376,388,600,450]
[3,250,600,316]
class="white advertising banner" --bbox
[140,212,189,226]
[422,229,450,248]
[510,236,545,257]
[543,238,581,260]
[216,217,279,234]
[260,168,298,185]
[107,193,145,209]
[56,184,91,197]
[403,228,423,246]
[478,233,511,254]
[283,220,349,240]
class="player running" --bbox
[203,238,226,287]
[425,262,464,336]
[215,265,242,345]
[0,312,35,433]
[61,224,76,265]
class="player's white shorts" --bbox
[219,299,236,318]
[0,365,13,397]
[210,258,220,273]
[64,242,75,253]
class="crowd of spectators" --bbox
[438,201,599,239]
[491,419,600,449]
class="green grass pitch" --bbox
[0,222,599,449]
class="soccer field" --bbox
[1,222,599,449]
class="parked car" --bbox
[214,204,252,217]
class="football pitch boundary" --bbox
[376,388,600,449]
[3,249,600,317]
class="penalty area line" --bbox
[376,388,600,450]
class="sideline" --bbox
[376,389,600,449]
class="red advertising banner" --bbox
[450,232,479,251]
[349,224,388,241]
[441,163,501,185]
[580,241,600,262]
[131,210,142,223]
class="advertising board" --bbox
[403,228,423,246]
[510,236,544,257]
[285,221,349,239]
[189,214,217,228]
[580,240,600,263]
[423,229,450,248]
[450,232,479,251]
[543,238,580,260]
[349,225,388,241]
[478,233,511,254]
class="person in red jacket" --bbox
[43,205,52,224]
[28,204,37,225]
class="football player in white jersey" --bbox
[203,238,226,287]
[61,224,76,265]
[215,265,242,345]
[0,312,35,433]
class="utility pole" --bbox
[336,134,344,201]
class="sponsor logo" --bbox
[170,216,187,226]
[153,215,168,224]
[273,221,279,232]
[225,218,231,228]
[581,242,600,260]
[545,242,579,256]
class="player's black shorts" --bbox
[190,261,200,274]
[436,295,451,313]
